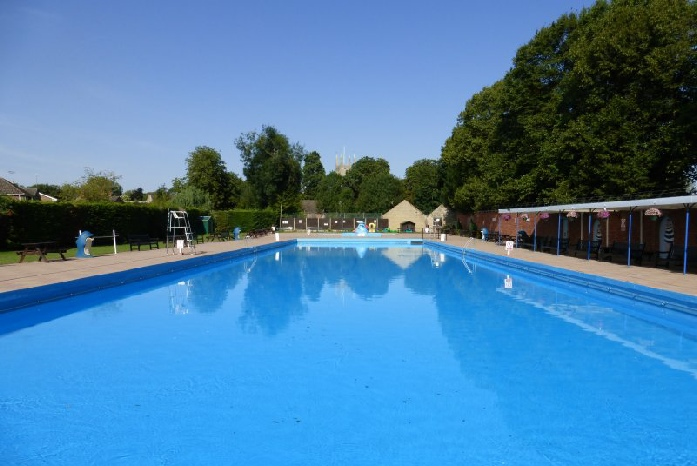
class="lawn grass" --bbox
[0,243,134,265]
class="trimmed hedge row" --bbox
[210,209,277,234]
[0,200,208,250]
[0,201,281,250]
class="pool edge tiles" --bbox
[0,241,288,312]
[296,237,424,246]
[428,241,697,318]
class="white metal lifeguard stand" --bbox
[166,210,196,255]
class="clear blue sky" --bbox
[1,0,596,192]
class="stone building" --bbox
[382,200,427,232]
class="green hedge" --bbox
[0,199,205,250]
[0,199,280,250]
[210,208,277,233]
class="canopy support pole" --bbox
[587,211,593,261]
[627,208,634,268]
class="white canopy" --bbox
[496,194,697,274]
[497,194,697,214]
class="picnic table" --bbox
[16,241,68,263]
[208,230,232,241]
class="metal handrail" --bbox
[463,237,475,250]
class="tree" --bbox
[441,81,508,211]
[302,151,325,199]
[237,181,256,209]
[63,168,122,202]
[185,146,234,209]
[171,177,187,194]
[498,11,579,205]
[354,172,404,213]
[343,157,390,200]
[59,183,79,201]
[171,185,212,210]
[235,125,303,211]
[315,172,353,213]
[226,171,244,209]
[404,159,442,213]
[151,184,171,207]
[440,0,697,210]
[560,0,697,198]
[123,188,145,202]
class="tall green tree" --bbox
[441,81,508,211]
[498,11,579,205]
[185,146,234,209]
[560,0,697,198]
[343,157,390,199]
[235,125,303,211]
[226,172,245,208]
[441,0,697,210]
[355,172,404,213]
[302,151,325,199]
[404,159,442,213]
[315,172,353,213]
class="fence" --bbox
[280,217,390,232]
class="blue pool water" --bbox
[1,241,696,465]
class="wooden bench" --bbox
[128,234,159,251]
[16,241,68,262]
[603,241,645,265]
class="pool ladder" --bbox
[461,238,476,274]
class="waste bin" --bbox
[200,216,215,235]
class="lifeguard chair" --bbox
[166,210,196,255]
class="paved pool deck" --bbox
[0,233,695,299]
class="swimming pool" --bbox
[1,240,696,465]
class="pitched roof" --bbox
[0,177,29,196]
[382,200,425,218]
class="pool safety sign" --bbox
[504,275,513,289]
[505,241,514,255]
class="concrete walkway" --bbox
[1,233,695,298]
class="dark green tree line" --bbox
[442,0,697,212]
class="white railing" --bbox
[461,238,477,274]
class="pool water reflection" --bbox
[0,243,695,465]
